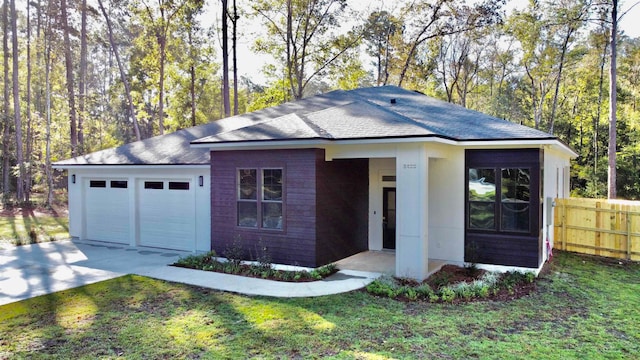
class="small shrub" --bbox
[451,282,474,300]
[440,287,456,302]
[255,239,272,271]
[430,272,451,289]
[500,271,532,290]
[224,236,246,266]
[315,263,337,277]
[404,287,418,301]
[366,276,401,299]
[415,284,435,299]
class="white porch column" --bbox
[395,144,429,280]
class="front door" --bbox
[383,187,396,249]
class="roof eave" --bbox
[52,163,210,170]
[190,135,573,152]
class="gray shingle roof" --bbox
[194,86,555,145]
[54,85,558,166]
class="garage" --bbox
[85,179,131,244]
[138,179,196,251]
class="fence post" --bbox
[561,199,567,251]
[627,208,632,260]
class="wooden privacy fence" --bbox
[554,198,640,261]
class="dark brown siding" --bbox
[465,148,542,268]
[316,157,369,264]
[211,149,318,267]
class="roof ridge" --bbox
[345,87,440,133]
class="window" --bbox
[262,169,283,229]
[110,180,128,189]
[237,168,283,229]
[144,181,164,189]
[467,167,531,233]
[501,168,530,232]
[169,181,190,190]
[468,168,496,230]
[90,180,106,188]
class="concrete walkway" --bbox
[0,239,381,306]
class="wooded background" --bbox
[1,0,639,205]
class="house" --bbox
[53,86,576,280]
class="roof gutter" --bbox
[51,164,210,170]
[190,135,576,157]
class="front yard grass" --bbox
[1,251,638,359]
[0,216,69,247]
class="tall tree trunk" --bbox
[221,0,230,117]
[97,0,141,141]
[2,0,11,199]
[595,31,608,190]
[78,0,87,153]
[10,0,24,202]
[158,37,166,134]
[60,0,78,157]
[25,0,32,203]
[44,1,53,207]
[608,1,618,199]
[548,26,574,135]
[189,28,196,126]
[232,0,238,115]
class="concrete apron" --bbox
[0,240,381,306]
[0,239,186,306]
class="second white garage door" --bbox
[138,179,196,251]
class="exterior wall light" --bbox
[72,174,76,184]
[199,175,204,187]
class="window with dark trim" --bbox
[110,180,128,189]
[237,168,283,229]
[169,181,190,190]
[144,181,164,189]
[468,167,531,233]
[90,180,106,188]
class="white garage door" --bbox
[85,179,130,244]
[138,179,196,251]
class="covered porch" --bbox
[335,250,447,277]
[327,142,465,281]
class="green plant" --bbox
[224,236,245,268]
[366,276,401,298]
[415,284,434,299]
[429,272,451,289]
[451,282,474,300]
[254,238,272,271]
[439,287,456,302]
[499,271,533,291]
[404,287,418,301]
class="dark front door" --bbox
[383,187,396,249]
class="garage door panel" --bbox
[85,183,130,244]
[138,180,196,251]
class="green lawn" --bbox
[1,251,638,359]
[0,215,69,246]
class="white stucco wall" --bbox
[543,147,572,260]
[66,166,210,252]
[427,147,465,264]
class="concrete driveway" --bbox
[1,239,381,305]
[0,239,187,306]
